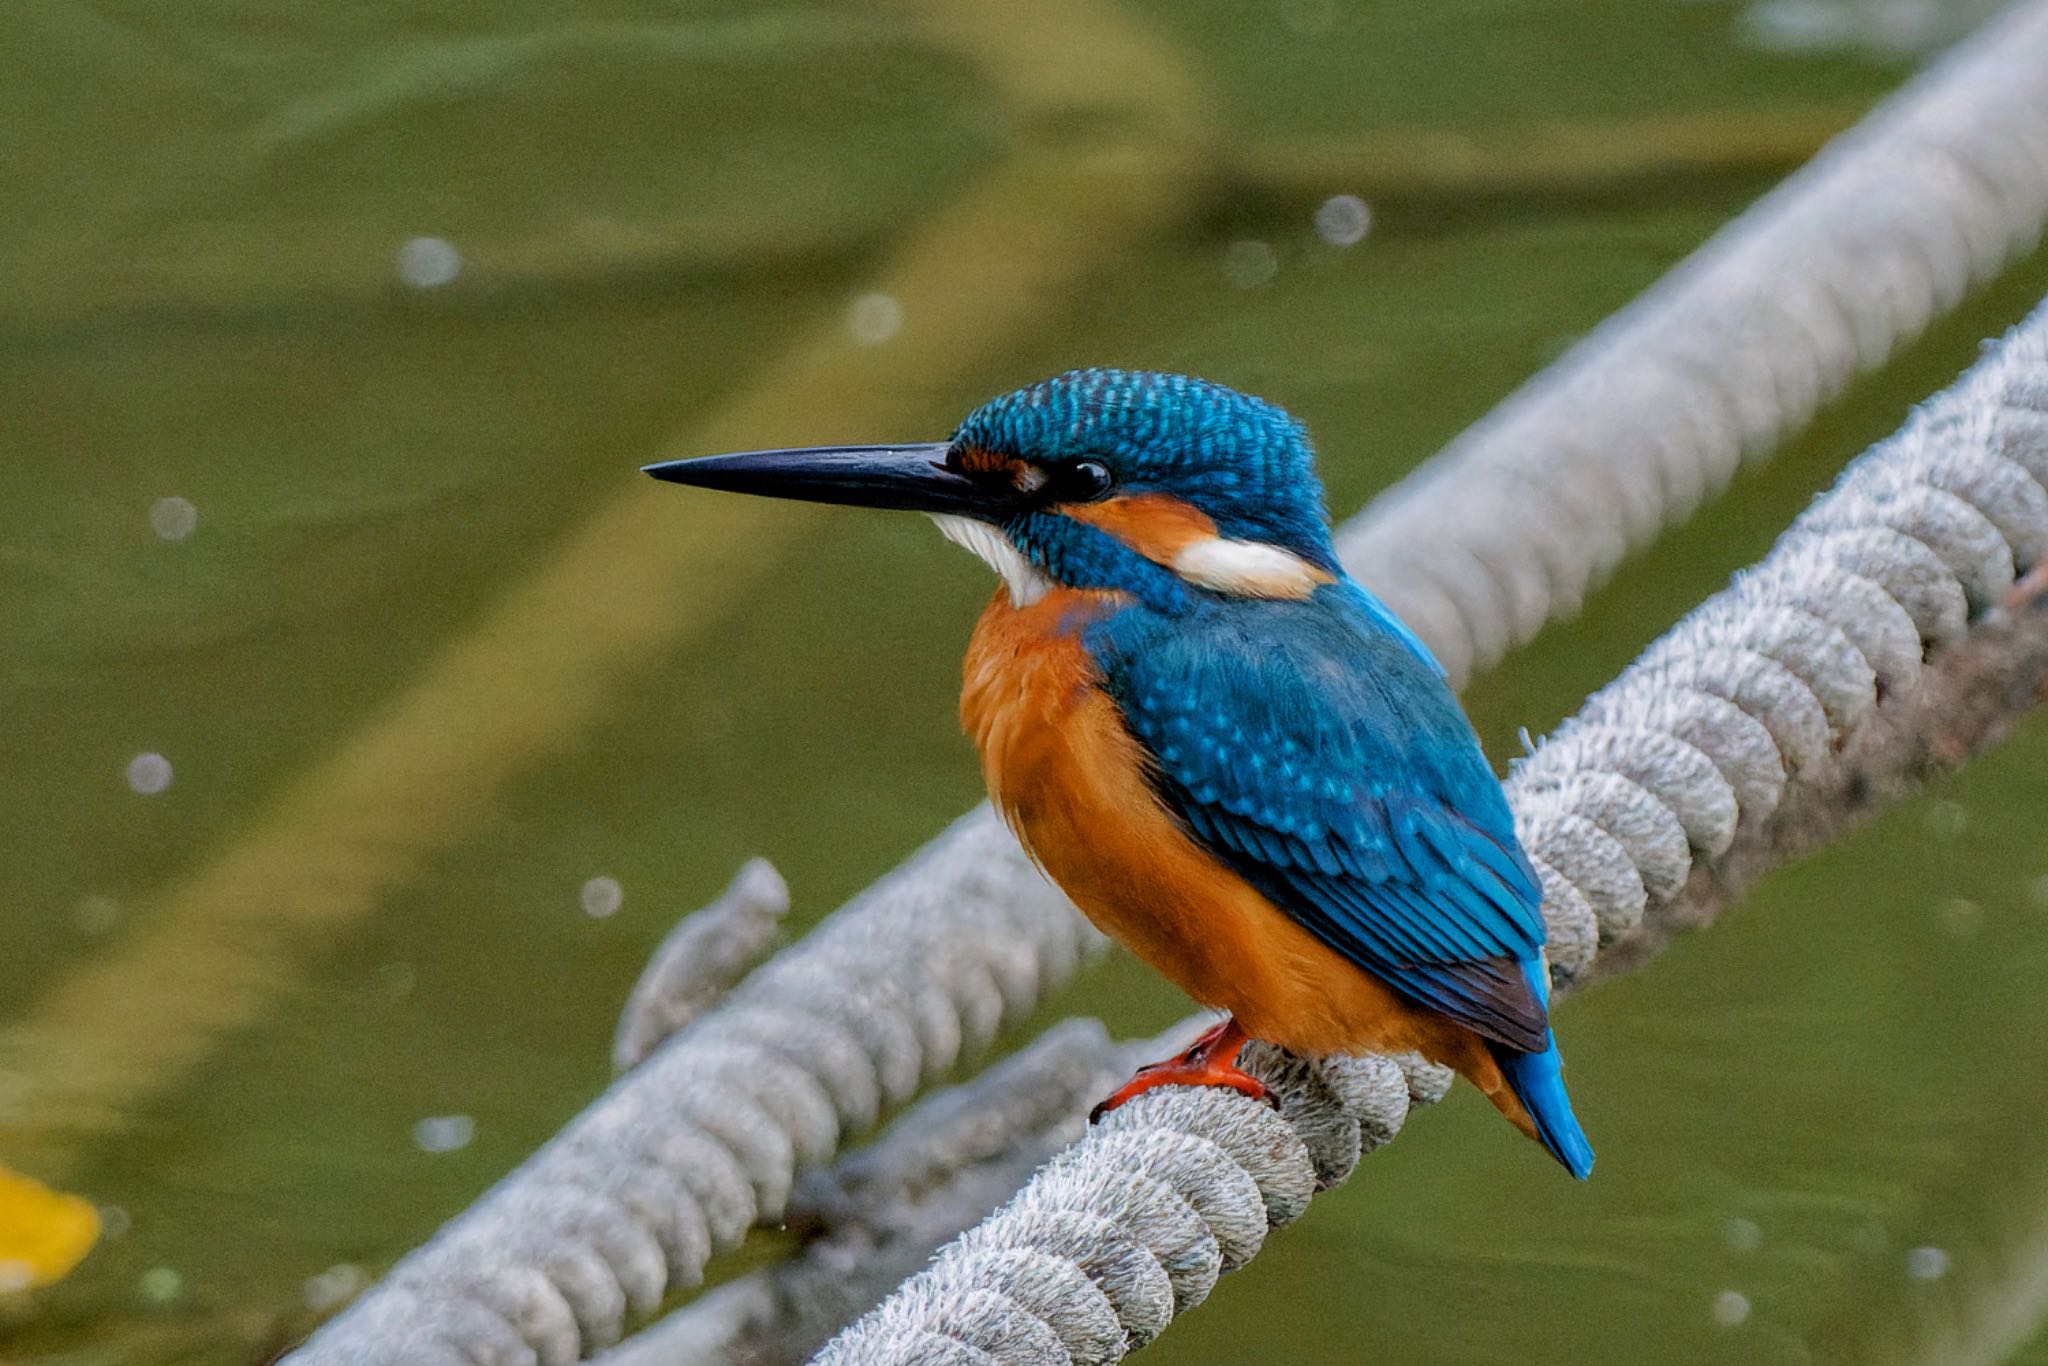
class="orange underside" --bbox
[960,585,1537,1139]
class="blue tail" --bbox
[1495,960,1594,1179]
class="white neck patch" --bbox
[930,514,1052,607]
[1172,536,1325,600]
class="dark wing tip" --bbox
[1401,957,1550,1053]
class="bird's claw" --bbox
[1089,1017,1273,1122]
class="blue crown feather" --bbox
[953,368,1337,567]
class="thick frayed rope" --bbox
[814,303,2048,1364]
[1339,0,2048,686]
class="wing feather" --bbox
[1089,584,1550,1053]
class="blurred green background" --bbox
[7,0,2048,1361]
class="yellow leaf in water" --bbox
[0,1163,100,1291]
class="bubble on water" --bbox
[396,236,462,290]
[0,1261,34,1294]
[126,752,173,796]
[846,292,903,347]
[1938,897,1982,938]
[1712,1290,1751,1328]
[2028,873,2048,911]
[138,1266,184,1305]
[304,1263,366,1311]
[1314,194,1373,248]
[1925,799,1967,840]
[414,1114,475,1154]
[99,1204,132,1239]
[149,496,197,542]
[1224,240,1279,289]
[74,894,123,936]
[581,875,624,920]
[1906,1245,1950,1281]
[1722,1217,1762,1253]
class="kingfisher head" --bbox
[646,368,1340,611]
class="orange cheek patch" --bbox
[1069,492,1331,600]
[1066,492,1220,563]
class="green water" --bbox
[6,0,2048,1361]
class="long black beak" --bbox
[643,442,1003,519]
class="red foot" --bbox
[1090,1018,1273,1122]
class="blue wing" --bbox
[1086,580,1551,1052]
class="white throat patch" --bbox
[929,514,1052,607]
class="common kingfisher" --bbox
[646,369,1593,1178]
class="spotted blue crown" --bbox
[954,369,1337,567]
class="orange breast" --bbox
[959,587,1498,1075]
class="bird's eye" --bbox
[1053,459,1114,503]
